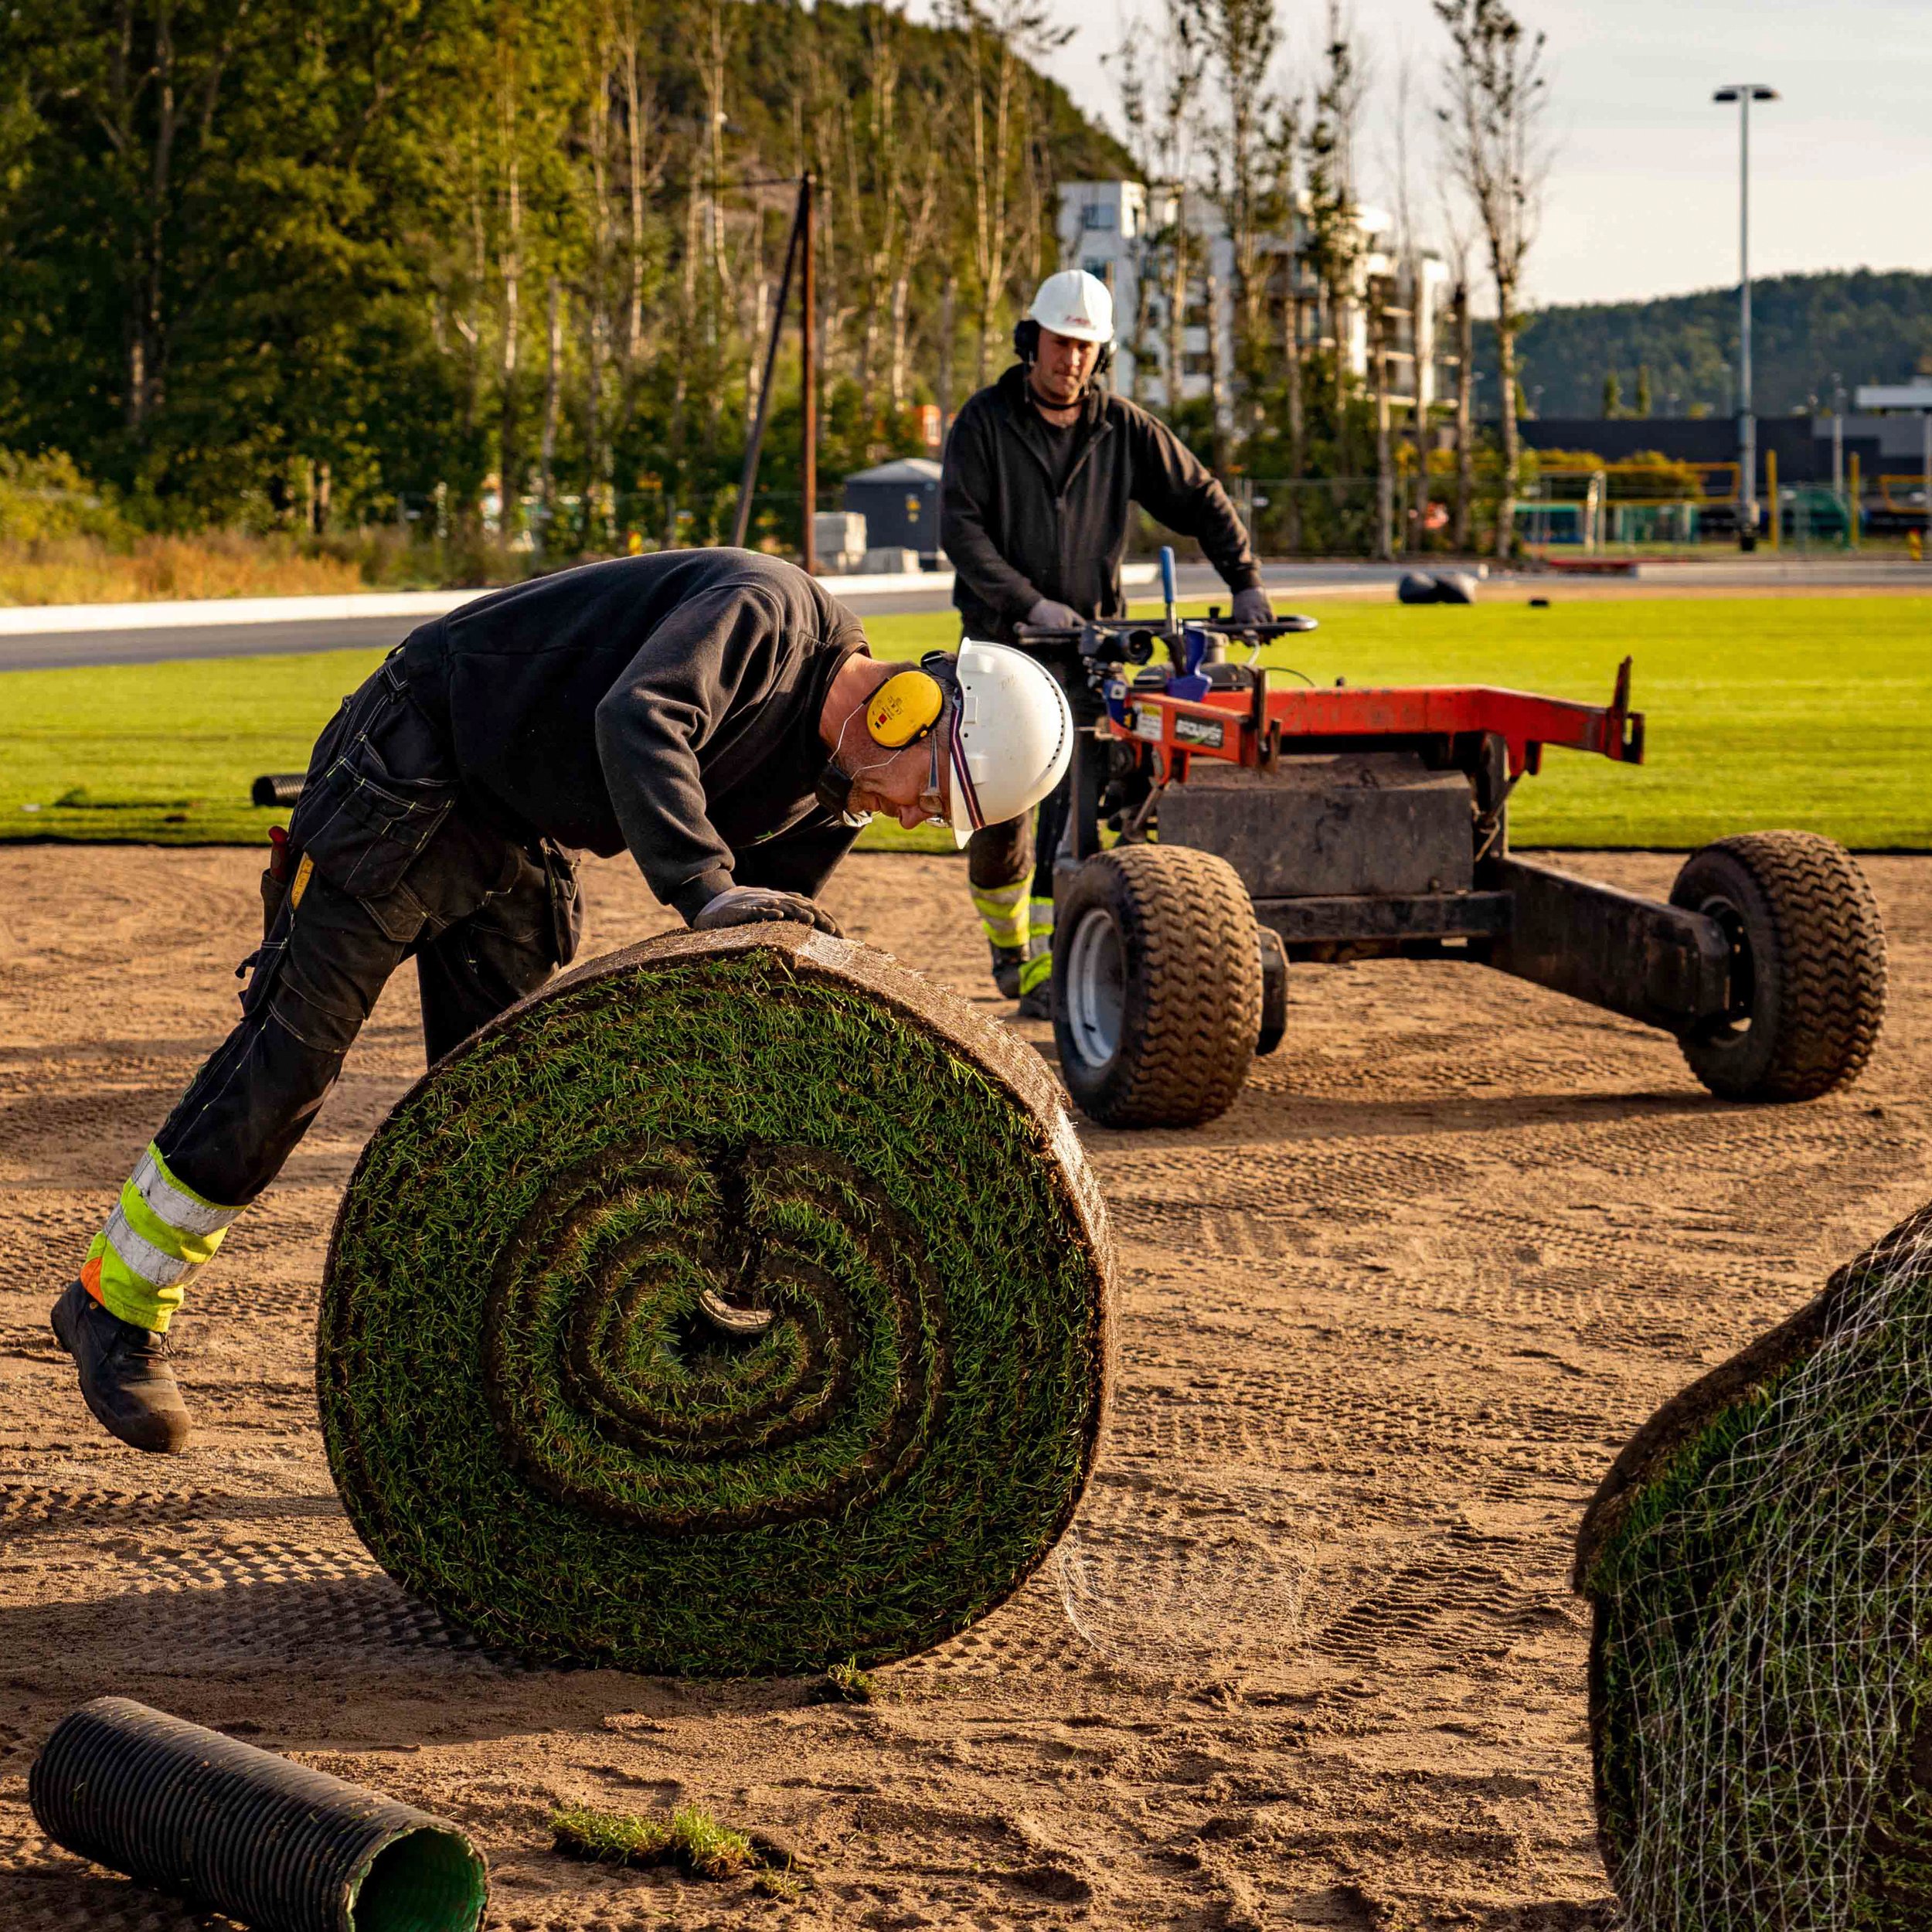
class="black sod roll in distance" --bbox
[318,926,1114,1677]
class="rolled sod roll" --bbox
[1575,1204,1932,1932]
[320,925,1114,1678]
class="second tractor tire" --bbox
[1257,927,1288,1056]
[1053,845,1261,1128]
[1669,830,1886,1101]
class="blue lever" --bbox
[1158,546,1177,628]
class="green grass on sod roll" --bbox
[319,924,1112,1677]
[1575,1203,1932,1932]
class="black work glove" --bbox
[691,886,844,938]
[1024,596,1082,631]
[1230,586,1274,626]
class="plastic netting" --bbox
[1586,1208,1932,1932]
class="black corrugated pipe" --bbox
[29,1697,488,1932]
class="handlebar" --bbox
[1015,613,1318,662]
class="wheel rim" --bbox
[1063,906,1126,1070]
[1696,892,1758,1040]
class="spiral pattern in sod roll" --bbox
[320,927,1113,1676]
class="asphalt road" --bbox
[5,556,1920,673]
[0,563,1341,672]
[0,613,423,673]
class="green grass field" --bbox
[2,594,1927,852]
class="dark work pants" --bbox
[153,657,583,1211]
[967,668,1106,902]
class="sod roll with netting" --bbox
[1575,1203,1932,1932]
[319,925,1113,1677]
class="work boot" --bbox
[50,1278,192,1454]
[1016,981,1054,1022]
[990,944,1026,1002]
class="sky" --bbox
[911,0,1932,311]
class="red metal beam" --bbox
[1115,659,1643,780]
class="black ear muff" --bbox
[1015,316,1113,385]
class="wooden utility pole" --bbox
[1372,288,1393,560]
[801,172,818,574]
[730,185,807,549]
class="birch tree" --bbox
[1301,5,1366,435]
[1434,0,1547,560]
[948,0,1069,389]
[1189,0,1281,447]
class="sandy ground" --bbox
[2,843,1928,1931]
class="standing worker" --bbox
[51,547,1072,1454]
[940,268,1273,1015]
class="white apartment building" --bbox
[1058,181,1454,432]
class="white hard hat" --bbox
[1029,270,1114,347]
[943,641,1073,849]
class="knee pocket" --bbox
[267,950,376,1056]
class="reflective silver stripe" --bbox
[101,1206,199,1288]
[131,1148,237,1238]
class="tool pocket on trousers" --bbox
[290,679,457,939]
[542,843,583,968]
[236,936,287,1019]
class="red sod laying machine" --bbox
[1024,553,1887,1131]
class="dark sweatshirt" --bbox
[940,364,1262,648]
[399,548,864,919]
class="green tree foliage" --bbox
[0,449,131,541]
[0,0,1128,535]
[1497,270,1932,418]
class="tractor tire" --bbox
[1053,845,1260,1128]
[1257,927,1288,1056]
[1669,832,1886,1102]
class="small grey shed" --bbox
[842,457,943,557]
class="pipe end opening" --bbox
[351,1824,487,1932]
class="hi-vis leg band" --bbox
[82,1143,241,1334]
[1019,897,1056,994]
[971,879,1029,953]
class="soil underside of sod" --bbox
[320,928,1111,1677]
[1578,1203,1932,1932]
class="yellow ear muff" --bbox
[866,670,946,749]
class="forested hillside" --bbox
[1502,270,1932,419]
[0,0,1128,537]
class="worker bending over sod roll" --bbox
[1577,1202,1932,1932]
[53,548,1073,1454]
[320,922,1114,1674]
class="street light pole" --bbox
[1714,84,1778,550]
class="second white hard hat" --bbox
[1029,270,1114,347]
[944,642,1074,849]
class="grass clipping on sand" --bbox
[1575,1203,1932,1932]
[553,1804,757,1879]
[318,925,1113,1677]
